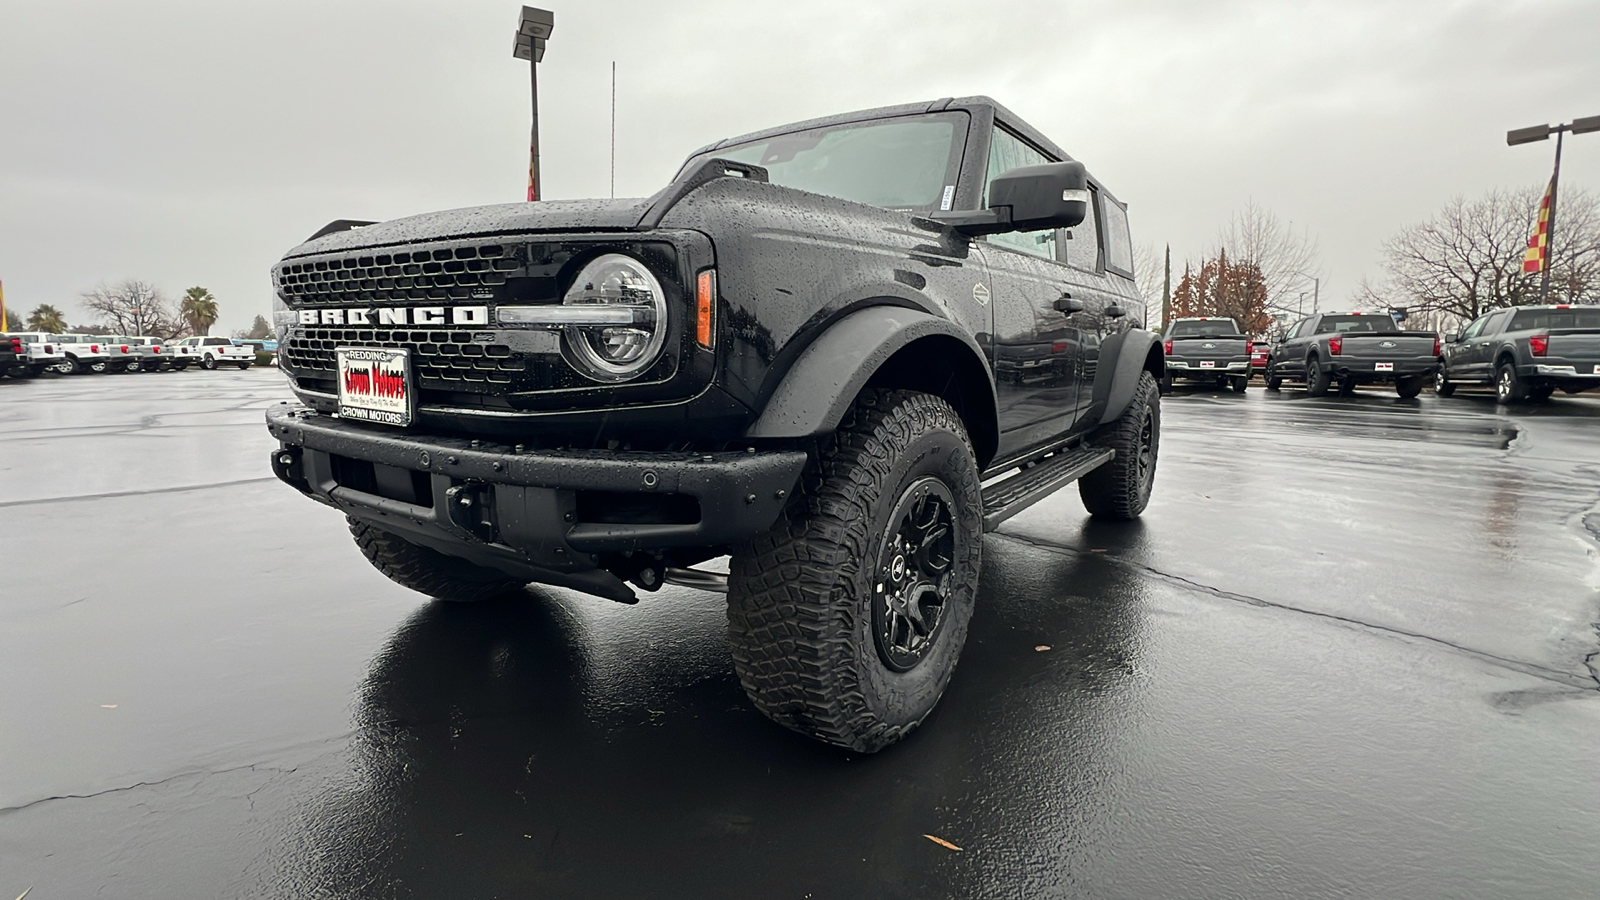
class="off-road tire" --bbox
[726,390,982,753]
[1078,370,1160,520]
[348,517,525,602]
[1434,365,1455,397]
[201,355,218,371]
[1306,356,1331,396]
[1496,360,1527,404]
[1396,375,1425,399]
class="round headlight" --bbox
[561,253,669,382]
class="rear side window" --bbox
[1101,197,1134,277]
[205,337,230,346]
[1510,307,1600,330]
[1063,187,1100,272]
[1314,315,1398,334]
[1169,319,1241,337]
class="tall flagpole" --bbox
[1540,129,1562,302]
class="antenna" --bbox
[610,61,616,199]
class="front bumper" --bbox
[265,403,806,599]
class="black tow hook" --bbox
[445,483,495,542]
[270,447,310,494]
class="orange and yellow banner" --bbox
[1523,178,1554,274]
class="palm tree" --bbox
[181,287,219,336]
[26,304,68,333]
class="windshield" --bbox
[1511,307,1600,330]
[1314,315,1399,334]
[1168,320,1241,338]
[696,112,967,212]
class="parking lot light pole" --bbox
[1296,273,1320,315]
[513,7,555,201]
[1507,115,1600,300]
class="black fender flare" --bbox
[1094,328,1163,426]
[744,305,998,458]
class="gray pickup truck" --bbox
[1266,313,1439,398]
[1436,304,1600,403]
[1160,317,1251,393]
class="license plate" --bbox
[1199,360,1215,368]
[1594,364,1599,375]
[336,347,414,427]
[1375,362,1394,372]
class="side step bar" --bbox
[980,446,1114,531]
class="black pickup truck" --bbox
[1437,304,1600,403]
[1160,317,1252,393]
[0,333,20,378]
[1265,312,1439,398]
[266,96,1163,752]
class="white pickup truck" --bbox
[6,333,69,376]
[167,336,253,370]
[49,334,115,374]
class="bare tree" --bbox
[1132,241,1165,319]
[1378,184,1600,323]
[81,281,184,338]
[1213,200,1320,315]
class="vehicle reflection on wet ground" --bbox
[2,371,1597,898]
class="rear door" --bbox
[1461,310,1513,380]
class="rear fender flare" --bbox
[744,305,998,464]
[1095,329,1163,426]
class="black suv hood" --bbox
[284,197,655,258]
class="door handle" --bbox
[1054,294,1084,314]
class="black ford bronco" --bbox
[267,97,1163,751]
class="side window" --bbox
[1460,316,1488,340]
[984,126,1056,260]
[1100,196,1134,277]
[1483,310,1514,335]
[1063,187,1100,272]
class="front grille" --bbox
[275,241,523,306]
[285,327,522,386]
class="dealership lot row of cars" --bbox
[1160,304,1600,403]
[0,334,266,378]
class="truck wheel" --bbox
[726,390,982,753]
[1158,372,1172,393]
[201,354,218,370]
[1305,356,1331,396]
[1078,370,1160,520]
[1495,361,1527,404]
[1265,362,1283,391]
[1230,375,1249,393]
[1434,366,1455,397]
[126,359,143,373]
[1529,384,1554,402]
[347,517,525,602]
[54,360,77,375]
[1396,376,1425,399]
[237,362,252,370]
[88,360,109,374]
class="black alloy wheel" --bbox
[873,478,957,672]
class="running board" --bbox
[981,446,1114,531]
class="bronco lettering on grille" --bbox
[297,306,490,327]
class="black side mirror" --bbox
[933,160,1089,236]
[1054,294,1084,314]
[1104,304,1127,320]
[1444,332,1460,343]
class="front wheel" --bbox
[126,359,143,373]
[1265,361,1283,391]
[200,354,218,370]
[348,517,525,602]
[88,360,109,374]
[54,360,77,375]
[237,362,252,370]
[1230,375,1249,393]
[1434,365,1455,397]
[727,390,982,753]
[1495,361,1527,404]
[1159,372,1173,393]
[1079,370,1160,520]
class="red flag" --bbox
[1523,178,1554,274]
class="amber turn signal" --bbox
[696,269,716,350]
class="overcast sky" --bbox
[3,0,1598,334]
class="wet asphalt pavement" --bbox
[2,370,1598,899]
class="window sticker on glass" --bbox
[940,185,955,211]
